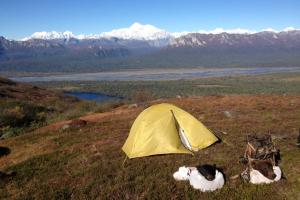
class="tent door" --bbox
[171,110,194,152]
[178,127,193,151]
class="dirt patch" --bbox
[38,105,140,132]
[281,76,300,82]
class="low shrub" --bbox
[0,100,47,138]
[132,90,155,102]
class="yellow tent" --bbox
[122,103,218,158]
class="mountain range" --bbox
[1,23,300,74]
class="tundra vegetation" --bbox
[0,72,299,199]
[35,72,300,99]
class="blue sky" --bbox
[1,0,299,39]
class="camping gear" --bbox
[243,134,279,165]
[249,165,282,184]
[173,166,225,192]
[241,134,281,182]
[122,103,218,158]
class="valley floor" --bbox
[34,72,300,99]
[1,94,300,199]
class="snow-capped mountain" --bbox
[21,23,176,47]
[1,24,300,73]
[22,23,175,41]
[21,23,300,42]
[22,31,75,41]
[169,30,300,48]
[99,22,172,40]
[4,25,300,54]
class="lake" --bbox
[64,91,122,102]
[10,67,300,82]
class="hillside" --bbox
[0,95,299,199]
[0,76,127,139]
[0,76,75,102]
[0,77,80,138]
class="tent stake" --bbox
[122,155,128,167]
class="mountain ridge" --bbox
[19,23,299,41]
[1,28,300,73]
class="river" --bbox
[10,67,300,82]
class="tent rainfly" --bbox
[122,103,218,158]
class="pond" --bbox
[64,91,122,102]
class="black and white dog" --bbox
[173,164,225,192]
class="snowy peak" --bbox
[22,23,173,41]
[20,23,300,41]
[100,22,172,40]
[22,31,75,41]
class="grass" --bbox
[0,94,299,199]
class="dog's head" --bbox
[251,160,276,180]
[196,164,217,181]
[173,166,193,181]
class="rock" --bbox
[223,111,233,118]
[176,95,182,99]
[69,119,87,128]
[198,114,205,120]
[128,103,138,109]
[61,124,70,130]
